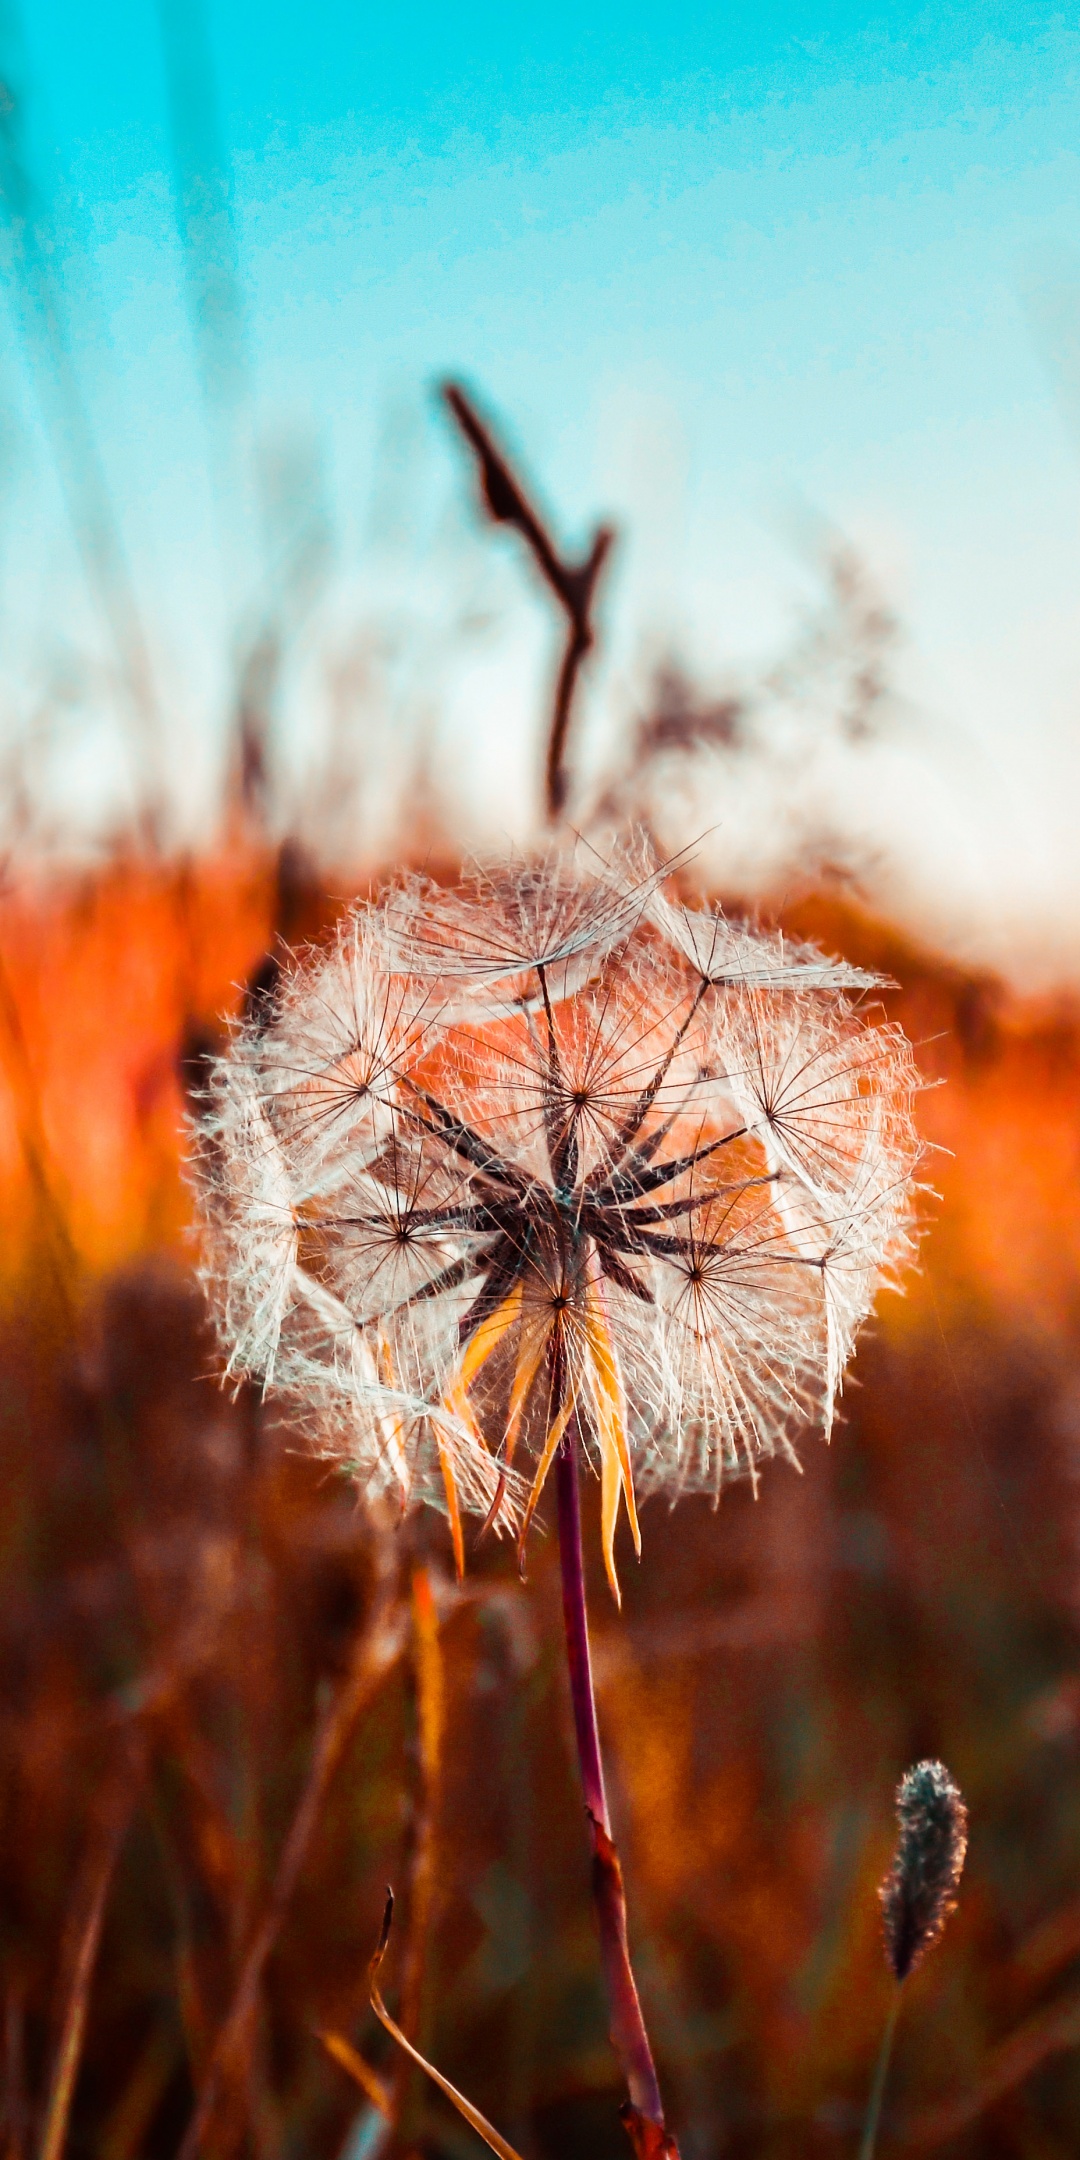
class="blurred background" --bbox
[2,3,1080,2155]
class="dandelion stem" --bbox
[859,1983,903,2160]
[555,1426,677,2155]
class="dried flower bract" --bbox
[193,839,921,1594]
[880,1759,969,1981]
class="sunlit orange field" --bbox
[3,828,1080,2159]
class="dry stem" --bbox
[389,1565,446,2145]
[901,1980,1080,2145]
[176,1536,405,2159]
[367,1892,525,2160]
[37,1741,143,2160]
[441,380,613,822]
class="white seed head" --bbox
[191,840,921,1590]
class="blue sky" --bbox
[3,2,1080,972]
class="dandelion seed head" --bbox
[192,838,922,1589]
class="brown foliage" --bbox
[1,843,1080,2155]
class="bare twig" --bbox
[901,1985,1080,2146]
[2,1979,28,2160]
[1012,1890,1080,1988]
[440,381,613,822]
[98,2022,178,2160]
[318,2030,392,2118]
[390,1566,446,2139]
[176,1537,406,2159]
[37,1744,144,2160]
[367,1892,525,2160]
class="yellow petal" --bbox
[457,1279,523,1391]
[434,1429,465,1580]
[596,1397,623,1605]
[517,1379,576,1556]
[442,1369,486,1452]
[375,1334,412,1502]
[583,1273,641,1558]
[438,1282,525,1548]
[429,1434,464,1589]
[504,1313,551,1464]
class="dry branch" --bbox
[367,1891,526,2160]
[176,1535,406,2159]
[440,381,613,822]
[37,1742,144,2160]
[390,1566,446,2138]
[901,1986,1080,2146]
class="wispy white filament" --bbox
[193,839,921,1564]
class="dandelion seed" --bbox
[192,837,921,1590]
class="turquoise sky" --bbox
[3,2,1080,970]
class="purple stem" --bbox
[555,1427,671,2143]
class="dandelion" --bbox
[193,834,921,2158]
[194,836,919,1594]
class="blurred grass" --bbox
[1,836,1080,2157]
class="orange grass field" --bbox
[3,837,1080,2158]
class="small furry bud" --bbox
[880,1760,968,1981]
